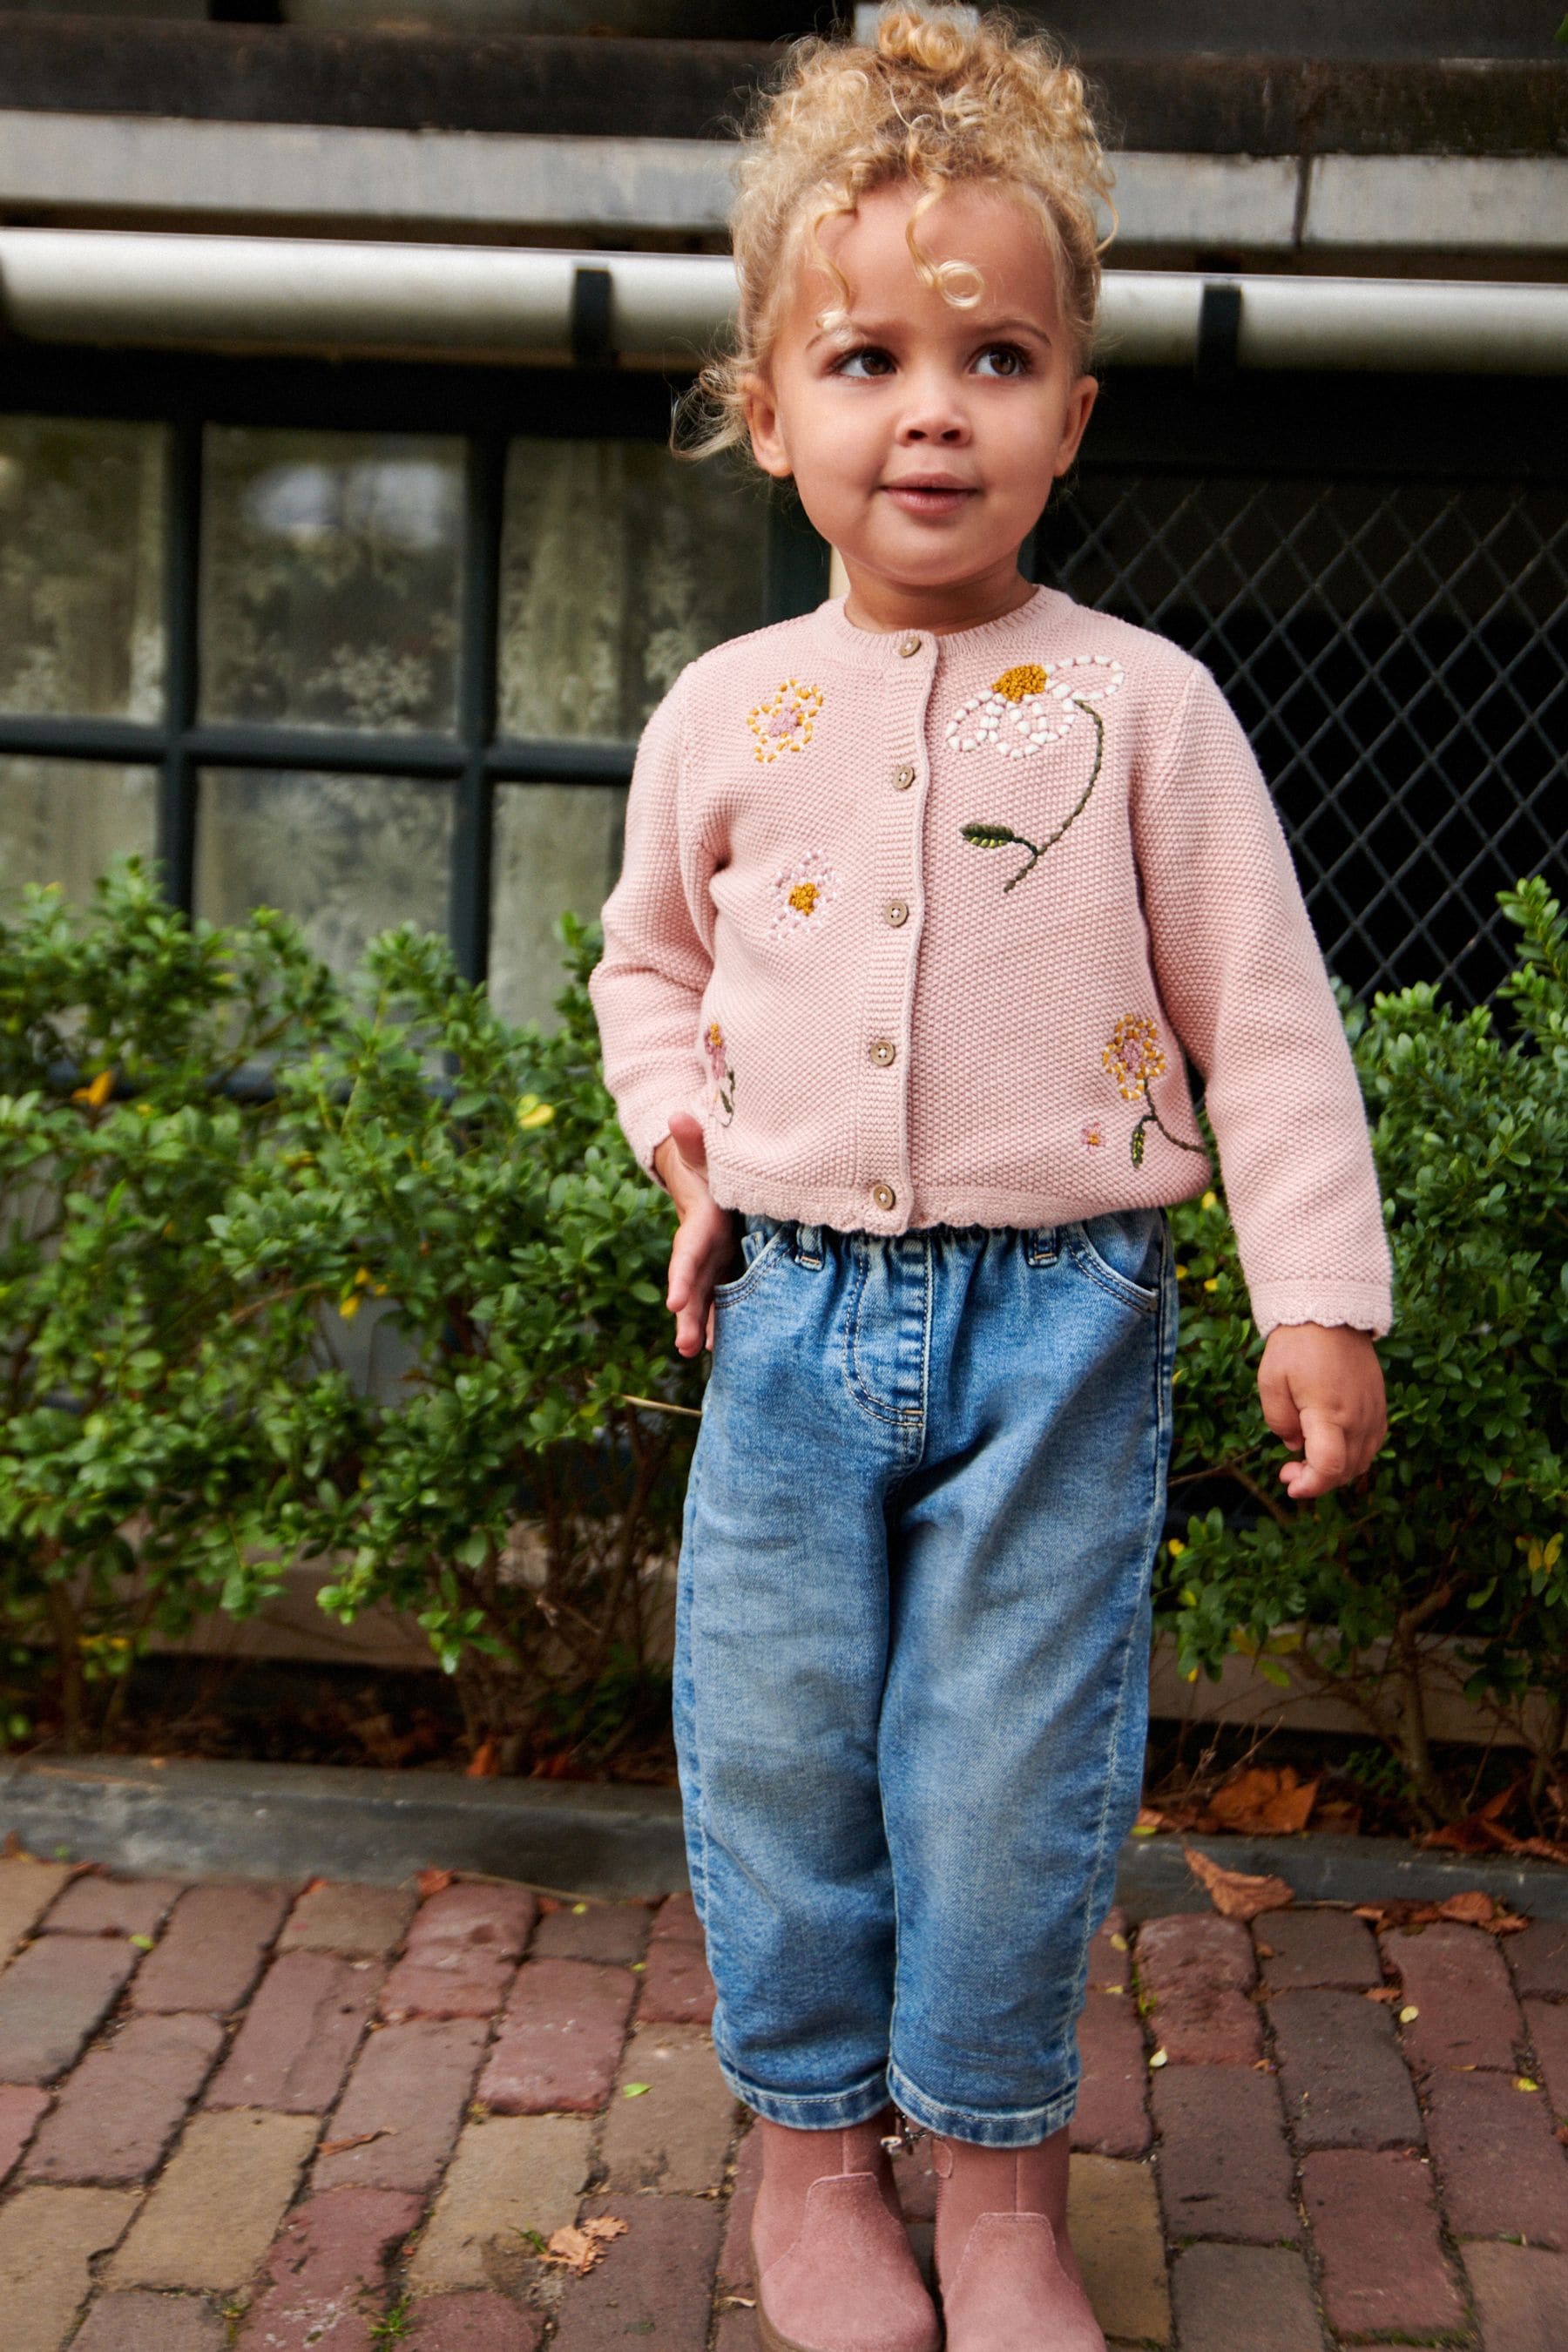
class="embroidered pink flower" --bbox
[748,679,824,764]
[770,848,842,941]
[1082,1121,1105,1150]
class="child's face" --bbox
[743,179,1098,625]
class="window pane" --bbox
[195,770,452,976]
[0,759,159,905]
[488,781,626,1031]
[0,418,166,721]
[497,441,767,743]
[200,429,463,733]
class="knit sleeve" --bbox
[1132,666,1394,1337]
[587,676,713,1182]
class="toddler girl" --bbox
[589,13,1391,2349]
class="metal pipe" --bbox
[1,226,1565,373]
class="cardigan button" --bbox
[884,899,909,928]
[894,763,916,789]
[869,1037,896,1066]
[897,634,921,658]
[870,1181,897,1212]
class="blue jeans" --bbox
[673,1210,1178,2148]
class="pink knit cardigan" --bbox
[588,586,1393,1337]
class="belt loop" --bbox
[1025,1225,1060,1267]
[794,1222,823,1269]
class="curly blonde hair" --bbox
[677,6,1115,463]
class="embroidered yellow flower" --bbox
[748,679,824,764]
[1102,1014,1167,1103]
[946,652,1123,760]
[770,848,843,941]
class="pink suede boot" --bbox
[933,2126,1105,2351]
[750,2111,942,2352]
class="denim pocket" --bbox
[1067,1208,1166,1315]
[712,1215,788,1306]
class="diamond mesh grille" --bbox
[1038,472,1568,1004]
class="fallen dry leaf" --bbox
[1,1832,24,1861]
[319,2129,394,2158]
[1184,1844,1295,1922]
[416,1869,455,1901]
[1209,1765,1319,1837]
[1354,1892,1529,1936]
[537,2217,629,2274]
[466,1737,500,1780]
[1364,1986,1402,2002]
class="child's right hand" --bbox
[652,1111,738,1357]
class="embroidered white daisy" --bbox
[769,848,842,941]
[945,653,1124,760]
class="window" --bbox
[0,359,817,1031]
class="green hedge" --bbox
[3,863,1564,1806]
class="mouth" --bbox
[881,476,977,516]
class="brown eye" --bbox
[836,346,895,378]
[975,344,1030,378]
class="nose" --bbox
[896,367,971,446]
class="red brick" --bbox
[236,2186,422,2351]
[206,1951,381,2112]
[378,1951,515,2024]
[70,2290,226,2350]
[0,2082,49,2184]
[1463,2241,1568,2352]
[1072,1989,1151,2158]
[1171,2245,1322,2352]
[636,1936,716,2026]
[130,1882,292,2015]
[1138,1914,1257,1997]
[1254,1907,1380,1992]
[649,1891,702,1944]
[0,1932,139,2083]
[550,2193,722,2352]
[1508,1918,1568,2001]
[404,2291,544,2350]
[279,1882,416,1959]
[1301,2148,1464,2337]
[1136,1913,1261,2066]
[1152,2065,1298,2243]
[405,1882,536,1963]
[24,2013,223,2184]
[1525,1996,1568,2122]
[478,1957,635,2114]
[714,2311,760,2352]
[39,1876,182,1940]
[1087,1908,1132,1992]
[718,2120,762,2289]
[1425,2067,1568,2247]
[531,1903,650,1965]
[1268,1987,1423,2150]
[314,2017,489,2195]
[1382,1919,1526,2076]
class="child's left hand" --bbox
[1257,1323,1388,1500]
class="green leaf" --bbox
[959,821,1022,849]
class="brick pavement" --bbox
[0,1854,1565,2348]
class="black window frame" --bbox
[0,344,829,984]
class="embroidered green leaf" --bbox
[1131,1123,1147,1167]
[961,821,1023,849]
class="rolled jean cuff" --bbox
[888,2060,1078,2149]
[718,2050,893,2132]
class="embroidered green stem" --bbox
[1130,1083,1207,1167]
[961,703,1105,891]
[716,1069,736,1126]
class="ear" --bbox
[740,368,793,482]
[1051,373,1099,479]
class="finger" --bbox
[1257,1356,1304,1450]
[705,1299,715,1352]
[667,1108,708,1176]
[1282,1407,1350,1499]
